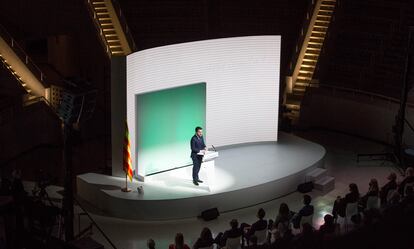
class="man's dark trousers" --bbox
[192,155,203,181]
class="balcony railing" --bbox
[0,24,47,85]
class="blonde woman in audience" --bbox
[169,233,190,249]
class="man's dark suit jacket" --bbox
[246,219,268,237]
[190,134,206,157]
[220,227,243,246]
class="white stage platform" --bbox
[77,132,326,220]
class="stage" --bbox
[77,132,326,220]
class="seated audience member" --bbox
[360,178,379,208]
[292,195,314,229]
[216,219,243,248]
[193,227,215,249]
[319,214,336,237]
[147,239,155,249]
[269,219,292,246]
[292,223,317,249]
[242,208,268,242]
[332,183,360,218]
[362,208,382,226]
[398,167,414,196]
[169,233,190,249]
[273,203,294,229]
[245,236,263,249]
[380,172,398,204]
[401,185,414,207]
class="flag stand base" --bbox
[121,187,132,192]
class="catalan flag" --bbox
[123,121,133,181]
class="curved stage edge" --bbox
[77,132,326,220]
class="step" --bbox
[299,69,313,74]
[311,30,327,35]
[305,50,320,56]
[307,44,322,49]
[99,19,112,24]
[285,103,300,111]
[314,176,335,194]
[94,7,108,11]
[293,85,307,92]
[112,51,125,55]
[311,33,325,39]
[104,34,118,37]
[295,80,311,87]
[313,27,328,33]
[306,167,327,182]
[292,90,305,96]
[300,64,316,70]
[304,54,319,60]
[301,61,317,66]
[310,36,324,41]
[318,9,333,16]
[285,97,302,106]
[308,41,323,45]
[297,76,312,81]
[298,72,313,78]
[320,6,334,11]
[317,16,332,21]
[292,91,305,97]
[314,25,329,29]
[96,12,109,16]
[315,20,330,25]
[302,58,317,62]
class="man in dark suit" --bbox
[243,208,268,243]
[190,126,206,186]
[292,194,314,229]
[215,219,243,247]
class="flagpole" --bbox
[121,173,131,192]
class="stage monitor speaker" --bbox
[200,207,220,221]
[297,181,314,193]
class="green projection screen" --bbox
[136,83,206,175]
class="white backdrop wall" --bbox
[127,36,281,176]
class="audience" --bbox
[169,233,190,249]
[398,167,414,196]
[242,208,268,242]
[216,219,243,248]
[292,194,314,229]
[380,172,397,205]
[193,227,214,249]
[360,178,379,208]
[273,203,294,229]
[245,235,263,249]
[332,183,360,219]
[269,220,293,248]
[115,169,414,249]
[401,185,414,207]
[319,214,336,236]
[292,223,317,249]
[147,238,155,249]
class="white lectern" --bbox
[200,150,219,187]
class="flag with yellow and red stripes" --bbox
[123,121,133,181]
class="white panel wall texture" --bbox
[127,36,281,176]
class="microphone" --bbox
[211,145,217,152]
